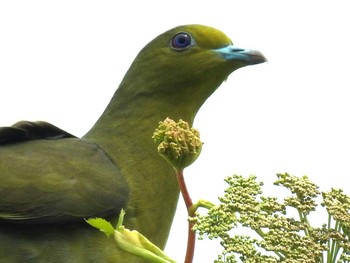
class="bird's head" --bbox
[116,24,266,121]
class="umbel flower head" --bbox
[152,118,202,171]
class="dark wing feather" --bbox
[0,121,76,146]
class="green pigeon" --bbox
[0,24,266,262]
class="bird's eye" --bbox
[171,32,192,50]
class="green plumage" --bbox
[0,25,266,262]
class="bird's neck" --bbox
[83,85,197,248]
[84,84,198,146]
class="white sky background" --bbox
[1,1,350,262]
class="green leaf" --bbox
[86,210,176,262]
[85,217,115,237]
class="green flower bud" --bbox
[152,118,202,170]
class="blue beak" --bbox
[215,45,267,65]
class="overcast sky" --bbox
[1,1,350,262]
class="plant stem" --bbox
[176,169,195,263]
[331,220,341,263]
[327,214,332,263]
[297,209,310,236]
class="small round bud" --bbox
[152,118,202,170]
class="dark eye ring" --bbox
[171,32,193,50]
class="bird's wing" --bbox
[0,135,129,224]
[0,121,76,145]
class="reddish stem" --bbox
[176,169,196,263]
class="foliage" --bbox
[193,174,350,263]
